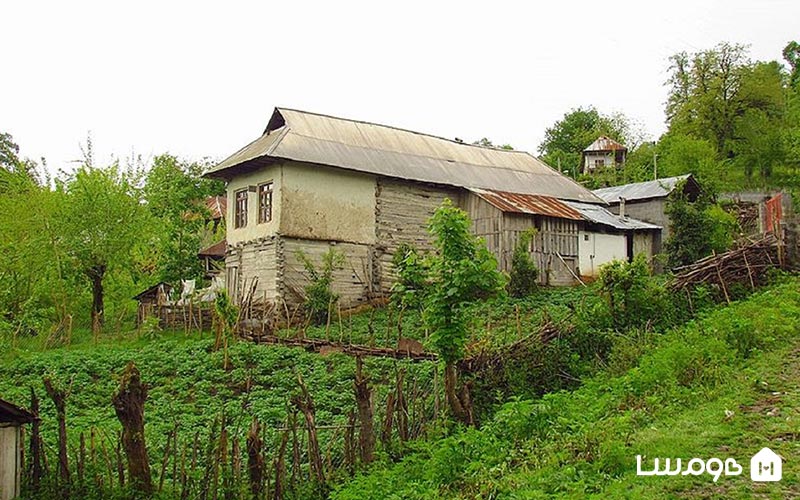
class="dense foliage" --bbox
[507,228,539,298]
[0,136,223,342]
[333,277,800,499]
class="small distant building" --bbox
[198,239,227,279]
[582,136,627,174]
[205,195,227,232]
[592,174,701,244]
[0,398,35,500]
[133,282,173,326]
[564,201,661,278]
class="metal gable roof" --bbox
[563,201,662,231]
[592,174,693,204]
[584,136,627,152]
[208,108,605,203]
[469,188,583,220]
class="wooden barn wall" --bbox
[462,192,579,286]
[374,178,460,293]
[0,425,21,500]
[464,193,505,259]
[225,236,279,304]
[504,214,579,286]
[281,238,373,309]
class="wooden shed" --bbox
[133,282,173,326]
[464,188,584,285]
[0,398,35,500]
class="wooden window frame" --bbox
[234,189,248,228]
[257,181,273,224]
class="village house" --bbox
[592,174,701,244]
[0,398,35,500]
[582,136,627,174]
[206,108,660,306]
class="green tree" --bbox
[424,199,506,425]
[471,138,514,150]
[538,107,635,176]
[664,181,737,268]
[56,164,151,333]
[665,43,786,178]
[143,154,224,284]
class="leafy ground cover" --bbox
[332,277,800,499]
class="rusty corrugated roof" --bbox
[207,108,605,204]
[584,136,627,152]
[469,188,583,220]
[198,239,227,258]
[205,196,227,220]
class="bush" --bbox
[297,248,345,325]
[508,229,539,298]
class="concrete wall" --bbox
[0,426,20,500]
[281,162,376,245]
[226,164,282,245]
[578,231,627,278]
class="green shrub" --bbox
[508,228,539,298]
[297,248,345,325]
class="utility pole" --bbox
[652,141,658,180]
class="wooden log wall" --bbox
[374,179,460,293]
[281,238,373,309]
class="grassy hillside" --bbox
[332,277,800,499]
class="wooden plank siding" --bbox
[462,192,579,286]
[374,178,460,293]
[225,236,280,303]
[281,238,373,309]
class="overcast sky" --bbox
[3,0,798,175]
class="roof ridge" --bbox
[276,107,528,154]
[284,130,560,176]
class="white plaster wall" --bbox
[226,164,282,245]
[578,231,627,278]
[280,162,377,244]
[0,426,19,500]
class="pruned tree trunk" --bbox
[444,362,473,426]
[353,357,374,464]
[112,362,153,497]
[28,387,42,493]
[246,418,264,499]
[87,264,106,335]
[43,376,70,495]
[291,372,324,486]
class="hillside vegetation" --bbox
[333,277,800,499]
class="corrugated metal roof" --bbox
[584,136,627,152]
[198,239,227,258]
[563,201,661,230]
[208,108,605,203]
[469,188,583,220]
[592,174,692,203]
[205,196,227,220]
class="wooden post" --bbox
[291,372,325,486]
[353,357,374,465]
[111,362,153,496]
[395,368,408,443]
[43,376,70,495]
[246,417,264,499]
